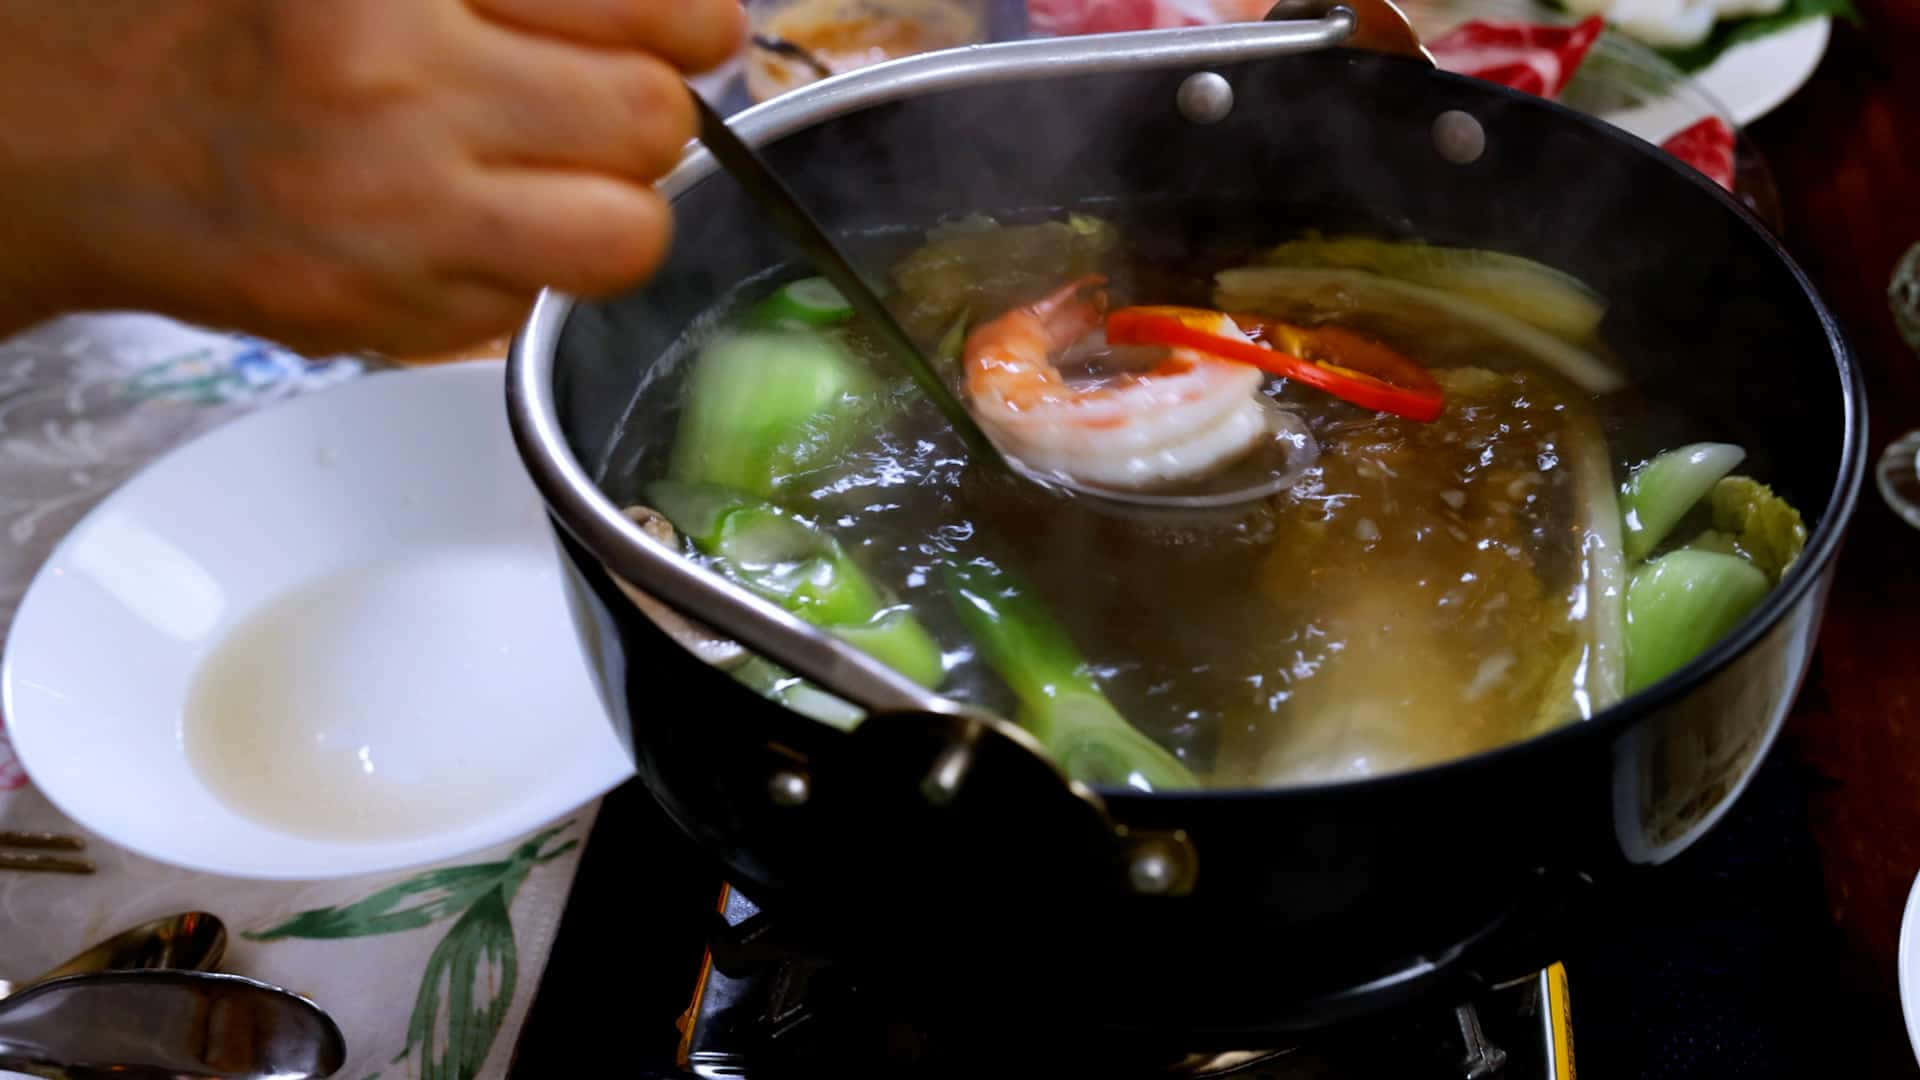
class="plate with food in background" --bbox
[695,0,1033,114]
[1022,0,1772,220]
[1403,0,1841,125]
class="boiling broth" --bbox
[610,216,1790,789]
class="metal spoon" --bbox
[0,912,228,998]
[690,91,1308,516]
[0,970,346,1080]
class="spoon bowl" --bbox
[2,912,228,998]
[0,970,344,1080]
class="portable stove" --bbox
[674,885,1575,1078]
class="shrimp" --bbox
[964,275,1271,491]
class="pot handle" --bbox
[705,1,1429,152]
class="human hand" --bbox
[0,0,744,355]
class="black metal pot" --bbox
[506,8,1866,1048]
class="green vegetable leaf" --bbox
[891,215,1118,340]
[1710,475,1807,582]
[1680,529,1743,558]
[650,483,946,689]
[394,887,519,1080]
[731,656,867,731]
[1214,266,1624,394]
[1259,233,1607,341]
[832,607,946,689]
[246,822,577,941]
[1657,0,1858,73]
[667,329,879,498]
[931,309,971,383]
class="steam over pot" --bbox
[505,6,1866,1043]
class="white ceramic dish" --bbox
[1695,16,1830,126]
[0,361,633,880]
[1404,0,1828,127]
[1901,871,1920,1065]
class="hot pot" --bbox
[505,4,1866,1050]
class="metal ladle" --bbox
[691,85,1317,515]
[0,970,346,1080]
[689,1,1428,516]
[573,3,1433,719]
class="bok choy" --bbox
[668,328,879,498]
[649,481,944,689]
[1710,476,1807,582]
[1214,266,1625,395]
[1625,550,1771,692]
[1616,445,1808,690]
[1259,233,1608,342]
[1619,442,1747,561]
[944,559,1197,792]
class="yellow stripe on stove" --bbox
[1547,961,1576,1079]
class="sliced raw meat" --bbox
[1426,16,1608,99]
[1027,0,1280,34]
[1660,115,1737,190]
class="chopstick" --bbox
[0,831,93,874]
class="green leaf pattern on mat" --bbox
[246,822,580,1079]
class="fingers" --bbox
[434,167,674,300]
[300,281,537,357]
[205,243,541,358]
[465,0,746,73]
[456,26,696,181]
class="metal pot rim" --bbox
[505,38,1868,804]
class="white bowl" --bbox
[1,361,633,879]
[1901,871,1920,1066]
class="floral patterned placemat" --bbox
[0,314,597,1080]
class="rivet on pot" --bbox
[919,739,975,807]
[768,769,811,807]
[1177,72,1235,125]
[1129,849,1177,895]
[1432,110,1486,165]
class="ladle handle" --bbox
[691,94,1002,465]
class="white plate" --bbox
[1901,871,1920,1066]
[0,361,633,880]
[1693,16,1830,126]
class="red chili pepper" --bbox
[1105,306,1446,422]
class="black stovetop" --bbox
[511,736,1868,1077]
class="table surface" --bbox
[514,9,1920,1074]
[1745,1,1920,1075]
